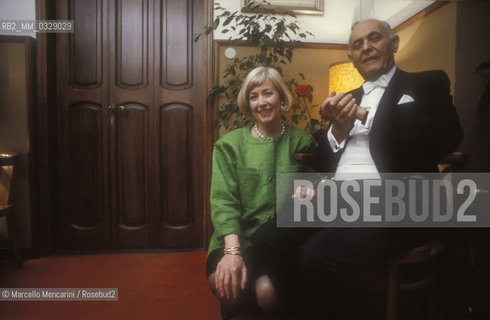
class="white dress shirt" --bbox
[328,66,397,180]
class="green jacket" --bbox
[208,125,317,254]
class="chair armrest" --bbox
[438,152,468,173]
[294,153,317,170]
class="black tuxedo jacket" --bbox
[318,68,463,173]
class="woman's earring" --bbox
[280,101,285,111]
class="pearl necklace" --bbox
[254,122,286,138]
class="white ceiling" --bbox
[214,0,436,44]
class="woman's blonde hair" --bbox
[237,66,293,116]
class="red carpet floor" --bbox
[0,250,221,320]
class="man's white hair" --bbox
[351,19,394,38]
[348,19,394,55]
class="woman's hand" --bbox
[215,253,248,300]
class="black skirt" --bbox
[206,220,316,317]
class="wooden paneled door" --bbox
[55,0,210,250]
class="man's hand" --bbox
[320,91,359,142]
[292,185,316,199]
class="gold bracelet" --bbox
[224,251,242,255]
[224,247,242,255]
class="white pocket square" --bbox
[397,94,415,105]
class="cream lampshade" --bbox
[328,61,364,93]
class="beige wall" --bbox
[287,47,350,113]
[0,39,32,248]
[396,2,457,92]
[0,0,36,38]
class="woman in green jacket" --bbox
[206,66,316,319]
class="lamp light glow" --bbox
[328,61,364,93]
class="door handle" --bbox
[109,105,126,111]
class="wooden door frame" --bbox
[203,0,215,251]
[34,0,215,254]
[34,0,57,255]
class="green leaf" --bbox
[292,114,299,124]
[212,18,220,29]
[223,15,234,26]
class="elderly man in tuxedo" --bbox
[252,19,463,319]
[318,19,462,175]
[297,19,464,319]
